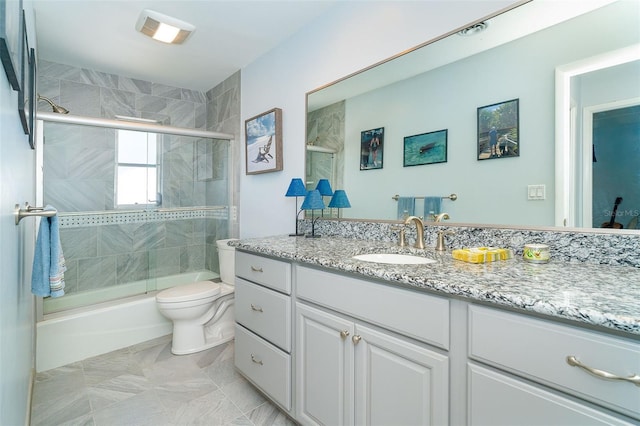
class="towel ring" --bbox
[14,203,57,225]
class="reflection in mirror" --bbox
[306,0,639,231]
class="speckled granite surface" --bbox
[230,235,640,338]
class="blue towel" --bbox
[397,197,415,219]
[423,197,442,220]
[32,206,66,298]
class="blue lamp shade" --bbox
[328,190,351,208]
[301,190,325,210]
[285,178,307,197]
[315,179,333,197]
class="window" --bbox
[116,130,158,207]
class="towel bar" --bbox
[392,193,457,202]
[14,203,57,225]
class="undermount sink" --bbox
[352,253,436,265]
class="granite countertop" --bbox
[231,235,640,338]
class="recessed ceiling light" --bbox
[457,22,488,37]
[135,9,195,45]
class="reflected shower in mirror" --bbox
[306,0,640,231]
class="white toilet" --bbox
[156,238,237,355]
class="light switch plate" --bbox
[527,184,545,200]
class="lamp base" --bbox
[289,232,304,237]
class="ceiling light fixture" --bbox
[135,9,195,44]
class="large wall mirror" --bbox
[306,0,639,232]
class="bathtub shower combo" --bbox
[35,114,237,371]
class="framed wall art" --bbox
[0,0,23,90]
[245,107,283,175]
[27,47,35,148]
[477,98,519,160]
[18,9,29,135]
[403,129,448,167]
[360,127,384,170]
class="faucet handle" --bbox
[391,225,407,247]
[435,230,455,251]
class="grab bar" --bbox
[392,193,457,201]
[14,203,57,225]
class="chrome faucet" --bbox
[403,215,425,249]
[434,212,450,222]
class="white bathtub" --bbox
[36,270,218,372]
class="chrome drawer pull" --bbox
[340,330,350,339]
[250,304,263,312]
[352,335,361,344]
[250,266,263,273]
[251,354,263,366]
[566,356,640,387]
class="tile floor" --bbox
[31,336,296,426]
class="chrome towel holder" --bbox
[14,203,57,225]
[392,193,457,201]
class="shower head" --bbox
[37,94,69,114]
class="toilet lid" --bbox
[156,281,221,303]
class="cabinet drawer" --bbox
[235,251,291,294]
[468,305,640,420]
[235,324,291,411]
[296,265,449,349]
[468,363,634,425]
[235,278,291,352]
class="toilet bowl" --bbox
[156,238,238,355]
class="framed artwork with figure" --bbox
[360,127,384,170]
[477,98,519,160]
[245,108,283,175]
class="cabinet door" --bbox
[354,324,449,426]
[468,363,635,426]
[296,303,355,426]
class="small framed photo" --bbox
[403,129,448,167]
[27,47,35,149]
[360,127,384,170]
[245,108,283,175]
[477,98,519,160]
[18,10,29,136]
[0,0,22,90]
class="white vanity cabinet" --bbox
[295,266,450,426]
[233,251,293,412]
[468,305,640,425]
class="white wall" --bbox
[239,0,520,238]
[0,3,37,424]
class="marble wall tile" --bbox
[60,227,98,260]
[98,225,135,256]
[195,102,207,129]
[167,99,196,128]
[118,77,152,95]
[181,88,206,104]
[152,82,182,100]
[135,94,168,114]
[180,245,206,273]
[77,256,117,291]
[80,68,119,89]
[165,220,194,248]
[45,179,110,212]
[116,251,149,284]
[38,60,82,82]
[60,80,101,117]
[100,87,136,118]
[132,223,166,252]
[149,248,181,278]
[37,76,61,103]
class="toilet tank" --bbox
[216,238,238,285]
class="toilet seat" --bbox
[156,281,221,303]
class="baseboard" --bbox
[25,367,35,426]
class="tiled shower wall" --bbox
[38,61,241,296]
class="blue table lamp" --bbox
[328,189,351,218]
[285,178,307,236]
[315,179,333,217]
[301,189,325,238]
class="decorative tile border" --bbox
[59,207,229,228]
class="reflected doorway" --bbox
[585,101,640,229]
